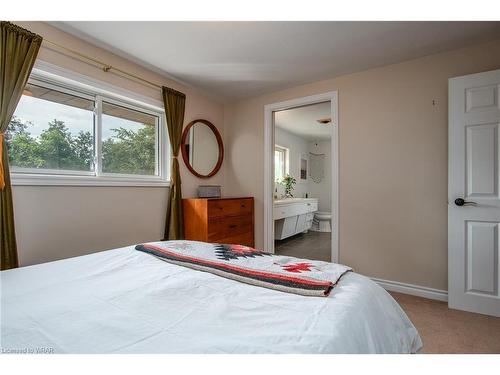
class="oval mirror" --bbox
[181,119,224,178]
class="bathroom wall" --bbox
[308,140,331,212]
[275,126,332,211]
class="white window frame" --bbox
[274,144,289,182]
[10,63,170,187]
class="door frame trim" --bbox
[263,91,339,262]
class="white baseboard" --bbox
[371,277,448,302]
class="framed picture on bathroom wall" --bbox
[299,153,308,181]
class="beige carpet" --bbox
[390,292,500,353]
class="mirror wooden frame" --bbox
[180,119,224,179]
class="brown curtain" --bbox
[162,86,186,240]
[1,22,42,270]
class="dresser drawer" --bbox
[183,197,254,246]
[208,215,253,241]
[208,198,253,218]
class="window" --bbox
[7,83,95,173]
[101,101,158,176]
[6,72,167,186]
[274,145,288,182]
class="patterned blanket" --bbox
[135,241,352,297]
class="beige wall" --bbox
[13,186,167,265]
[12,22,225,266]
[223,39,500,291]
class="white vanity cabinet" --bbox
[274,198,318,240]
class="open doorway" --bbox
[273,102,332,261]
[264,92,339,262]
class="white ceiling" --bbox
[275,101,331,141]
[51,21,500,102]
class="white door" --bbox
[449,69,500,317]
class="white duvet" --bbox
[0,244,422,354]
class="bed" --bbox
[0,241,422,354]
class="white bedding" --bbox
[0,244,422,354]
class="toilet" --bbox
[312,211,332,232]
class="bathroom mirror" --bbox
[181,119,224,178]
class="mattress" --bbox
[0,244,422,354]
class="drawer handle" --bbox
[229,224,238,229]
[241,204,246,208]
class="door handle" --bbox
[454,198,477,206]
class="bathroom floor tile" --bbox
[275,231,331,262]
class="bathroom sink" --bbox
[274,197,318,205]
[273,198,318,240]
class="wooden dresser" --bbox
[183,197,254,247]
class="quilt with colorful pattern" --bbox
[135,241,352,297]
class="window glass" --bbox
[101,101,158,176]
[275,147,286,181]
[6,83,95,172]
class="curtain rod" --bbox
[42,39,163,90]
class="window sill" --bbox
[11,173,171,187]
